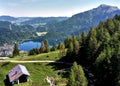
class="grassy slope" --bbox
[7,50,62,61]
[0,62,68,86]
[0,50,68,86]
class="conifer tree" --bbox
[81,31,87,46]
[51,42,57,51]
[45,39,50,53]
[59,42,65,57]
[13,43,19,57]
[67,41,73,53]
[67,62,88,86]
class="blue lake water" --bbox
[19,41,41,51]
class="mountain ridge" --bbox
[42,4,120,35]
[0,4,120,45]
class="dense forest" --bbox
[60,15,120,86]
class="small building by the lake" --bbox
[7,64,30,85]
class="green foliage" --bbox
[29,48,39,55]
[73,38,80,55]
[58,42,65,58]
[13,43,19,57]
[67,41,73,54]
[45,39,50,53]
[29,39,51,55]
[67,62,88,86]
[0,62,68,86]
[106,18,115,35]
[64,37,72,48]
[60,15,120,86]
[51,42,57,51]
[0,21,35,46]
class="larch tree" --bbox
[45,39,50,53]
[40,41,46,53]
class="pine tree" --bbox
[67,62,88,86]
[45,39,50,53]
[29,48,39,55]
[81,31,87,46]
[106,18,115,35]
[67,41,73,54]
[64,37,72,48]
[13,43,19,57]
[51,42,57,51]
[85,28,98,64]
[73,39,80,55]
[59,42,65,57]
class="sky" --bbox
[0,0,120,17]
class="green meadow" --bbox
[0,62,69,86]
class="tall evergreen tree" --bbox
[45,39,50,53]
[59,42,65,57]
[85,28,98,64]
[67,62,88,86]
[51,42,57,51]
[73,39,80,55]
[81,31,87,46]
[106,18,115,35]
[67,41,74,54]
[64,37,72,48]
[13,43,19,57]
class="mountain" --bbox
[0,21,36,45]
[1,4,120,45]
[0,16,17,22]
[0,16,68,27]
[37,4,120,35]
[20,17,68,27]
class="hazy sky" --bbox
[0,0,120,17]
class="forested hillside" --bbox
[61,15,120,86]
[0,21,36,45]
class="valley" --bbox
[0,2,120,86]
[0,4,120,46]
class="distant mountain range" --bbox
[0,4,120,45]
[39,4,120,35]
[0,16,68,27]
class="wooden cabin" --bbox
[7,64,30,85]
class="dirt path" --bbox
[0,60,72,65]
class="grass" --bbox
[7,50,63,61]
[0,62,69,86]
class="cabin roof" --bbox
[8,64,30,82]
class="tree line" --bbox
[28,39,66,56]
[62,15,120,86]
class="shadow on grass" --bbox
[4,75,12,86]
[1,62,10,67]
[46,59,72,78]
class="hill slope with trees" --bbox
[60,15,120,86]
